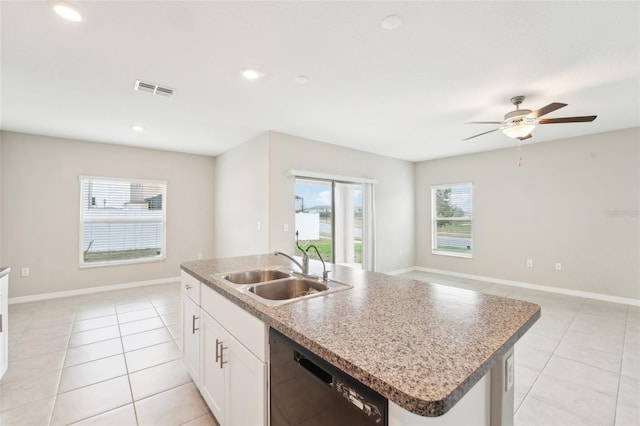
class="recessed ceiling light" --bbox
[381,15,402,30]
[293,76,309,85]
[240,68,263,80]
[131,125,144,132]
[52,0,83,22]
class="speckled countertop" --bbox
[181,254,540,417]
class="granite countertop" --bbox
[181,254,540,417]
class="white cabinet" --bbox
[200,310,266,426]
[182,294,201,384]
[181,271,201,385]
[0,269,9,380]
[182,270,201,304]
[224,329,266,426]
[181,270,267,426]
[200,311,226,421]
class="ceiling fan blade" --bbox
[465,121,503,124]
[463,128,501,141]
[527,102,567,119]
[538,115,597,124]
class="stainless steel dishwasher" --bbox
[270,328,387,425]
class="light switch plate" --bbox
[505,354,514,391]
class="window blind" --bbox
[79,176,167,266]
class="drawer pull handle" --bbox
[185,284,192,290]
[216,338,228,369]
[192,315,199,334]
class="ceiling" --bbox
[1,1,638,162]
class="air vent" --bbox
[155,86,173,97]
[134,80,174,97]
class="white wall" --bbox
[415,128,640,299]
[0,131,216,298]
[267,132,415,273]
[214,132,270,258]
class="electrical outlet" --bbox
[555,262,562,271]
[21,267,30,277]
[526,259,533,268]
[257,221,261,231]
[505,354,514,391]
[283,223,289,232]
[197,253,203,260]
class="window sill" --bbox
[432,250,472,259]
[79,256,166,269]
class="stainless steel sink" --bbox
[248,278,328,300]
[221,269,292,285]
[212,267,352,306]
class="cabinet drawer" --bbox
[201,285,267,362]
[181,271,201,304]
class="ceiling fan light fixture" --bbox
[502,122,536,139]
[51,0,83,22]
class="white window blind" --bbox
[79,176,167,267]
[431,182,472,258]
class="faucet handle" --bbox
[322,270,331,281]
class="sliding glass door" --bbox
[294,179,334,263]
[294,178,369,270]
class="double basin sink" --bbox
[212,268,352,306]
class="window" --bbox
[292,171,376,271]
[79,176,167,267]
[431,182,472,258]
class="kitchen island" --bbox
[181,254,540,425]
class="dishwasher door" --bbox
[270,328,387,426]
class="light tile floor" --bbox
[402,271,640,426]
[1,282,216,426]
[2,274,639,425]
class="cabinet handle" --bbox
[185,284,192,290]
[215,338,228,369]
[192,315,199,334]
[0,314,2,333]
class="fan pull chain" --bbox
[517,141,523,167]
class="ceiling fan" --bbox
[463,96,597,141]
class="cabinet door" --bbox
[225,331,267,426]
[182,295,200,384]
[200,312,225,423]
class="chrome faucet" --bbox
[274,231,309,274]
[306,245,330,281]
[273,251,308,274]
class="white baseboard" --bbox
[390,266,640,307]
[8,276,181,305]
[385,266,415,276]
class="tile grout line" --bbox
[48,309,77,426]
[513,292,584,417]
[517,297,625,425]
[58,301,133,425]
[612,304,631,426]
[117,298,142,426]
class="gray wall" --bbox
[267,132,415,273]
[213,131,416,273]
[0,131,216,298]
[214,132,270,258]
[415,127,640,299]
